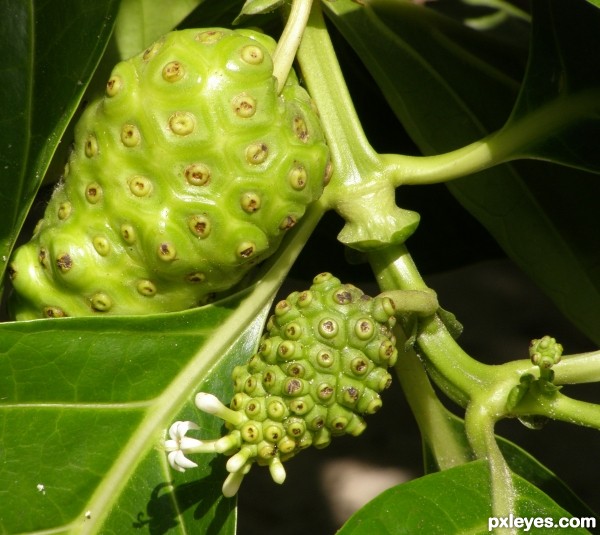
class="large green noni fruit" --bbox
[8,28,330,319]
[165,273,398,496]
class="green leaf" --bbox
[113,0,204,60]
[501,0,600,173]
[338,460,594,534]
[0,287,269,534]
[239,0,284,16]
[324,0,600,345]
[0,0,120,285]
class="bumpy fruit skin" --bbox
[196,273,398,490]
[8,28,329,319]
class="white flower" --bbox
[164,420,218,472]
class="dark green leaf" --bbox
[0,0,120,283]
[0,283,274,533]
[239,0,284,16]
[113,0,204,61]
[503,0,600,173]
[338,460,594,534]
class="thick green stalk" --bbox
[394,340,474,471]
[368,243,490,405]
[297,3,420,249]
[514,390,600,431]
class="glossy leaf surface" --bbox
[338,460,593,535]
[0,285,270,534]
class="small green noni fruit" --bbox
[8,28,329,319]
[165,273,398,496]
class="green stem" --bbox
[297,2,380,186]
[383,87,600,186]
[368,243,490,405]
[298,2,420,249]
[465,402,516,533]
[272,0,313,93]
[553,350,600,385]
[515,390,600,431]
[394,339,473,470]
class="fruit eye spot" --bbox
[284,322,302,340]
[279,215,297,230]
[188,214,211,238]
[264,425,281,442]
[128,176,152,197]
[297,291,313,307]
[43,306,66,318]
[90,292,112,312]
[317,383,334,400]
[142,40,163,61]
[288,164,307,190]
[56,253,73,273]
[185,272,206,283]
[366,398,383,414]
[351,357,369,375]
[236,242,256,259]
[241,422,260,442]
[343,387,360,404]
[287,363,304,377]
[241,192,261,213]
[293,115,309,142]
[157,242,176,261]
[379,340,398,366]
[85,183,103,204]
[106,75,122,97]
[195,30,224,44]
[84,134,99,157]
[332,416,348,430]
[259,339,272,357]
[286,419,306,437]
[137,280,157,296]
[316,350,334,368]
[169,112,195,136]
[245,142,268,165]
[355,319,375,340]
[231,393,246,410]
[57,202,72,220]
[38,248,49,268]
[289,399,309,414]
[162,61,185,82]
[121,124,141,147]
[92,236,110,256]
[333,290,353,305]
[121,224,137,244]
[275,300,292,316]
[318,318,338,338]
[232,94,257,118]
[277,340,297,360]
[245,376,258,394]
[241,44,264,65]
[185,163,211,186]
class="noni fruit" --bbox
[8,28,330,319]
[165,273,398,496]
